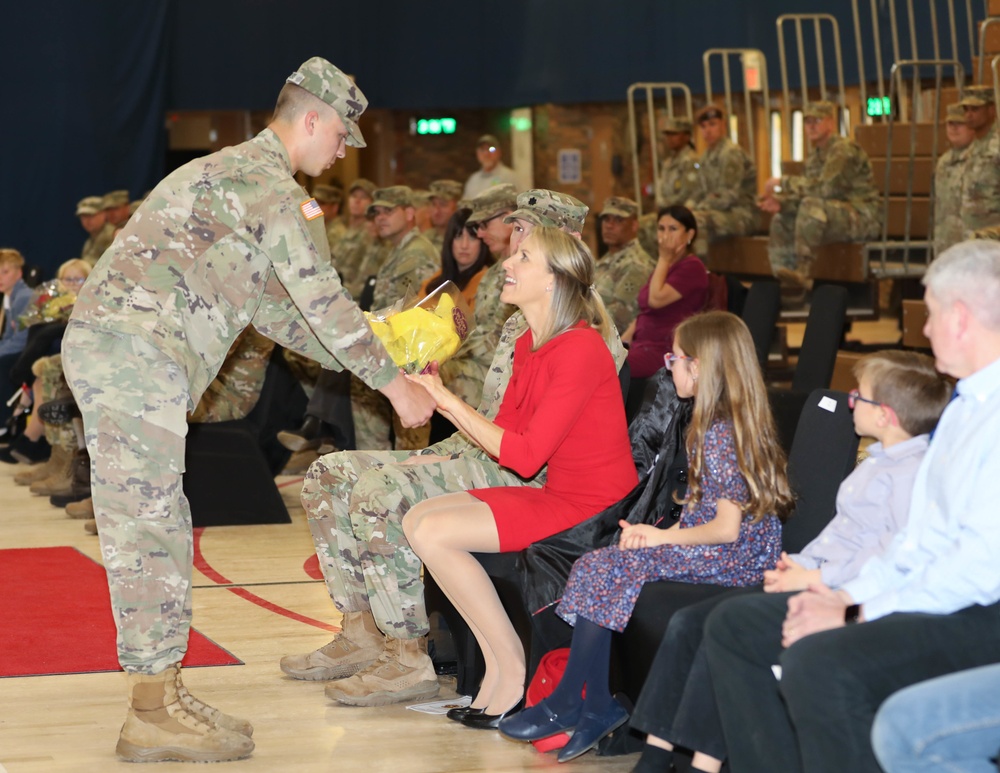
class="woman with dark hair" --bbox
[419,208,493,308]
[623,205,710,378]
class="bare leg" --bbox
[403,492,525,715]
[646,735,673,751]
[24,381,44,441]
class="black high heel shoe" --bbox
[446,706,484,722]
[460,697,525,730]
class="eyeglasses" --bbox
[474,213,503,232]
[848,389,883,410]
[664,353,695,371]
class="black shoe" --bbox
[7,435,50,465]
[50,489,91,507]
[461,697,525,730]
[37,397,81,426]
[446,706,483,723]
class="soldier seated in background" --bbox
[102,190,131,229]
[934,104,975,257]
[959,86,1000,240]
[76,196,114,267]
[335,178,378,297]
[596,196,655,334]
[312,183,346,253]
[423,179,463,252]
[656,115,699,209]
[685,104,758,257]
[759,101,880,307]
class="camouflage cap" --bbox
[286,56,368,148]
[348,178,377,197]
[960,85,995,107]
[102,189,129,208]
[411,189,432,206]
[503,189,589,232]
[660,116,693,133]
[477,134,501,148]
[366,185,414,216]
[76,196,104,216]
[600,196,639,219]
[696,104,725,123]
[466,184,518,225]
[428,179,463,201]
[312,183,343,204]
[946,103,969,123]
[803,101,837,120]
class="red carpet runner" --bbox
[0,546,242,677]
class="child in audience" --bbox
[499,310,795,763]
[630,349,953,773]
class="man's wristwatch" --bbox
[844,604,862,625]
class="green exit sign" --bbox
[867,96,893,117]
[415,117,457,135]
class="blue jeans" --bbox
[872,663,1000,773]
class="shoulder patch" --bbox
[300,198,323,221]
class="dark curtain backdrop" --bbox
[1,0,969,276]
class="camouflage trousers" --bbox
[690,206,758,257]
[33,354,76,452]
[350,374,430,451]
[300,448,539,639]
[933,214,966,258]
[62,321,192,674]
[769,197,879,278]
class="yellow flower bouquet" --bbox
[364,281,475,374]
[18,280,78,328]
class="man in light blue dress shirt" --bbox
[703,240,1000,773]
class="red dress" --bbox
[472,323,639,551]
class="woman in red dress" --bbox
[403,226,638,727]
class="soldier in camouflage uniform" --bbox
[685,104,758,256]
[656,115,699,208]
[423,179,463,252]
[77,196,115,266]
[596,196,655,334]
[60,57,435,763]
[934,104,976,256]
[312,183,346,254]
[959,87,1000,238]
[103,189,131,229]
[283,190,626,708]
[761,101,880,298]
[334,178,377,297]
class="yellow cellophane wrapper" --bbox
[363,280,476,374]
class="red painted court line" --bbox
[277,477,304,489]
[192,527,338,633]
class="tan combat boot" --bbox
[66,496,94,520]
[279,610,386,681]
[116,666,254,763]
[28,445,74,496]
[325,636,439,706]
[167,665,253,737]
[14,444,69,486]
[83,519,98,535]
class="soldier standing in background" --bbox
[685,104,758,257]
[959,87,1000,239]
[462,134,520,199]
[934,104,975,256]
[61,56,434,763]
[595,196,655,334]
[760,101,880,306]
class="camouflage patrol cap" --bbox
[600,196,639,219]
[477,134,501,148]
[428,179,463,201]
[75,196,104,216]
[411,189,432,206]
[312,184,343,204]
[467,184,518,225]
[366,185,414,216]
[348,178,377,197]
[660,116,693,133]
[803,101,837,120]
[946,103,969,123]
[960,85,995,107]
[286,56,368,148]
[503,189,589,232]
[102,189,129,208]
[696,104,725,123]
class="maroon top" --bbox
[627,254,709,378]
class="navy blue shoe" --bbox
[498,699,581,741]
[556,699,629,763]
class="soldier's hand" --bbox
[380,373,436,427]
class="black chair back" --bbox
[741,281,780,368]
[791,284,848,393]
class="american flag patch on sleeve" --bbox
[300,198,323,220]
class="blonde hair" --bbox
[853,350,953,437]
[272,83,335,123]
[0,248,25,269]
[525,226,613,349]
[674,311,795,523]
[57,258,92,281]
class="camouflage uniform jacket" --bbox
[371,228,439,311]
[80,222,116,266]
[779,134,879,217]
[934,144,970,254]
[188,327,275,423]
[686,138,757,213]
[595,239,655,334]
[423,227,445,253]
[325,218,347,254]
[332,223,375,298]
[656,145,700,208]
[70,128,398,410]
[960,129,1000,234]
